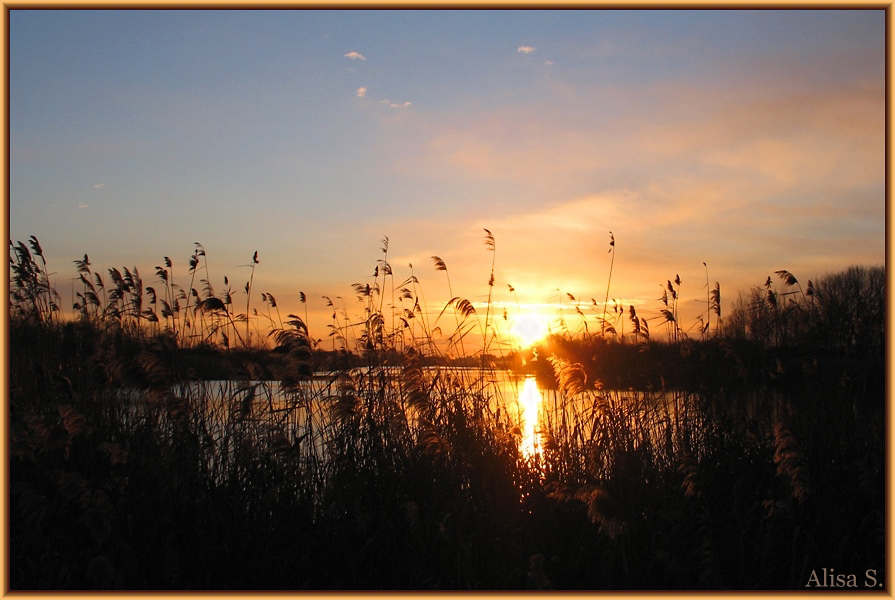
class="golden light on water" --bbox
[517,376,543,457]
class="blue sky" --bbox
[9,9,886,345]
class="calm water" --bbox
[120,366,785,488]
[159,368,750,461]
[159,369,549,458]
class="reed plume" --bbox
[773,421,810,503]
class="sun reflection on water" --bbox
[517,376,543,457]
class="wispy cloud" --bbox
[381,99,412,109]
[399,50,882,202]
[378,48,883,314]
[93,183,105,188]
[78,203,89,209]
[375,190,649,309]
[408,111,609,184]
[344,51,366,61]
[517,45,536,54]
[356,86,367,98]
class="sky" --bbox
[9,9,887,349]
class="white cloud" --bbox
[517,45,535,54]
[356,86,367,98]
[78,203,89,209]
[344,51,366,61]
[381,99,412,109]
[93,183,105,188]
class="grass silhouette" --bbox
[8,236,885,590]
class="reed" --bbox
[600,231,615,338]
[8,236,884,590]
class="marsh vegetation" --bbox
[8,235,885,590]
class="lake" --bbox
[139,366,774,476]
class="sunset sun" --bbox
[509,313,550,347]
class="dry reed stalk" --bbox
[601,232,615,338]
[772,421,810,503]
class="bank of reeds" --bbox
[8,237,885,590]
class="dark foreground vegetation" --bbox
[8,236,886,590]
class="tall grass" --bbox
[8,236,885,590]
